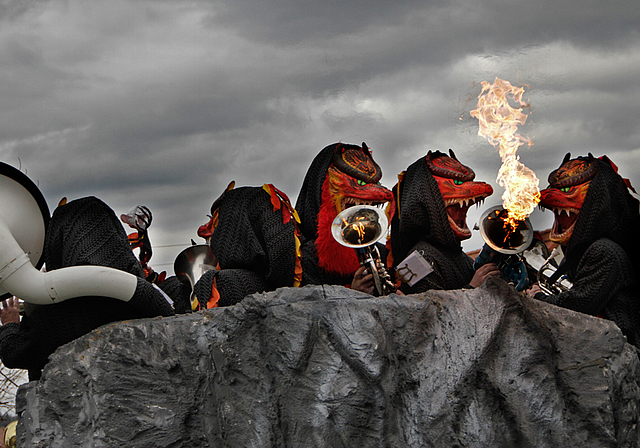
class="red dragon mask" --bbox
[426,150,494,241]
[539,153,597,245]
[316,143,393,275]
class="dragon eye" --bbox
[453,180,464,185]
[560,187,571,193]
[357,179,367,186]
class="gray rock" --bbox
[16,279,640,447]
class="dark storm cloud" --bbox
[211,0,638,49]
[208,0,438,45]
[0,0,48,21]
[1,0,638,270]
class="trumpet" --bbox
[474,205,573,294]
[331,205,395,296]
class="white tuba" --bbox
[0,162,160,306]
[331,205,394,296]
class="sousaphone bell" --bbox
[331,205,394,296]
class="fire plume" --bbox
[470,78,540,228]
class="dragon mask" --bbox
[426,150,494,241]
[316,143,393,275]
[539,153,597,245]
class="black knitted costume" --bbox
[536,156,640,346]
[158,276,192,314]
[0,197,174,380]
[183,186,299,309]
[295,143,390,287]
[389,156,475,293]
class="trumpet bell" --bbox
[0,163,50,299]
[331,205,388,249]
[174,245,217,289]
[478,205,533,255]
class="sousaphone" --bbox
[0,162,171,308]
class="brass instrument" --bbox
[331,205,395,296]
[3,420,17,448]
[475,205,572,294]
[477,205,534,255]
[174,245,217,310]
[0,162,155,306]
[521,242,572,295]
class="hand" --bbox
[0,297,21,325]
[526,283,543,298]
[469,263,500,288]
[351,266,375,295]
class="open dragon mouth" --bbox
[444,195,487,238]
[340,197,385,212]
[550,207,579,242]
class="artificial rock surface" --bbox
[15,278,640,447]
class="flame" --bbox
[342,218,366,244]
[351,221,367,243]
[470,78,540,229]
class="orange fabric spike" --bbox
[263,183,301,225]
[263,184,282,212]
[207,278,221,308]
[293,232,303,287]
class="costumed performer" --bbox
[0,197,175,380]
[387,150,498,294]
[526,153,640,347]
[295,142,394,294]
[160,182,302,310]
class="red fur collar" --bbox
[316,177,360,276]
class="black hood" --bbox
[564,156,640,277]
[45,196,144,277]
[295,142,382,241]
[389,155,460,266]
[210,186,298,288]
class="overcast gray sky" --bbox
[2,0,639,274]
